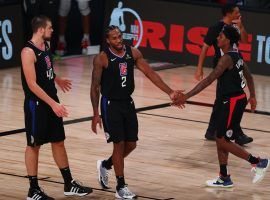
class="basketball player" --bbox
[90,25,183,199]
[195,4,253,145]
[175,25,269,187]
[21,15,92,199]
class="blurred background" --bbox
[0,0,270,75]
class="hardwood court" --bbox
[0,56,270,200]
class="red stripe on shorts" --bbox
[227,94,246,128]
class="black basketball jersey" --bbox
[21,41,57,100]
[204,21,240,68]
[217,51,246,98]
[101,45,135,99]
[204,21,226,67]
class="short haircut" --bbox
[105,25,122,38]
[222,25,240,45]
[31,15,51,33]
[222,4,237,16]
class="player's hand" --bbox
[55,77,72,93]
[169,90,184,100]
[51,102,68,117]
[232,15,243,29]
[194,68,204,81]
[169,90,186,109]
[171,94,187,109]
[248,96,257,113]
[92,115,102,134]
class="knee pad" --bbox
[58,0,71,17]
[77,0,91,16]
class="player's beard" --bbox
[43,34,51,41]
[113,42,124,51]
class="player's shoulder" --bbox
[209,21,224,30]
[21,46,35,56]
[220,53,234,64]
[93,51,108,66]
[130,46,142,60]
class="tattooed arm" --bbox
[90,52,106,133]
[243,62,256,112]
[180,54,233,104]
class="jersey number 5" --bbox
[121,76,126,87]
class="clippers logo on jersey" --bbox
[119,62,128,76]
[226,129,233,138]
[45,55,51,69]
[45,55,54,80]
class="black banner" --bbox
[104,0,270,75]
[0,4,24,68]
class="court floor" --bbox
[0,56,270,200]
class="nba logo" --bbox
[119,62,128,76]
[45,56,51,69]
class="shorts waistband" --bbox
[101,96,132,101]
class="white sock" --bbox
[82,34,89,41]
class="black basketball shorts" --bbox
[24,96,65,147]
[100,96,138,143]
[216,93,247,141]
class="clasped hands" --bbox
[169,90,187,109]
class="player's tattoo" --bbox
[186,55,232,99]
[243,62,255,98]
[90,56,103,115]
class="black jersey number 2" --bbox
[121,76,126,87]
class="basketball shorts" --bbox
[24,96,65,147]
[100,96,138,143]
[216,93,247,141]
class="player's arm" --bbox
[132,47,175,98]
[233,16,248,43]
[186,55,232,99]
[195,26,217,81]
[54,75,72,93]
[90,53,105,133]
[21,47,67,117]
[239,26,248,43]
[243,62,256,112]
[196,43,210,80]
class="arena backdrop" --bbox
[103,0,270,75]
[0,3,23,68]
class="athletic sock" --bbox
[220,164,228,177]
[116,176,125,190]
[28,175,39,189]
[60,166,73,186]
[248,154,260,165]
[82,34,89,41]
[102,156,113,170]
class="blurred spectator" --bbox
[56,0,91,56]
[23,0,59,52]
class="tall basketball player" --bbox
[90,25,183,199]
[21,15,92,199]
